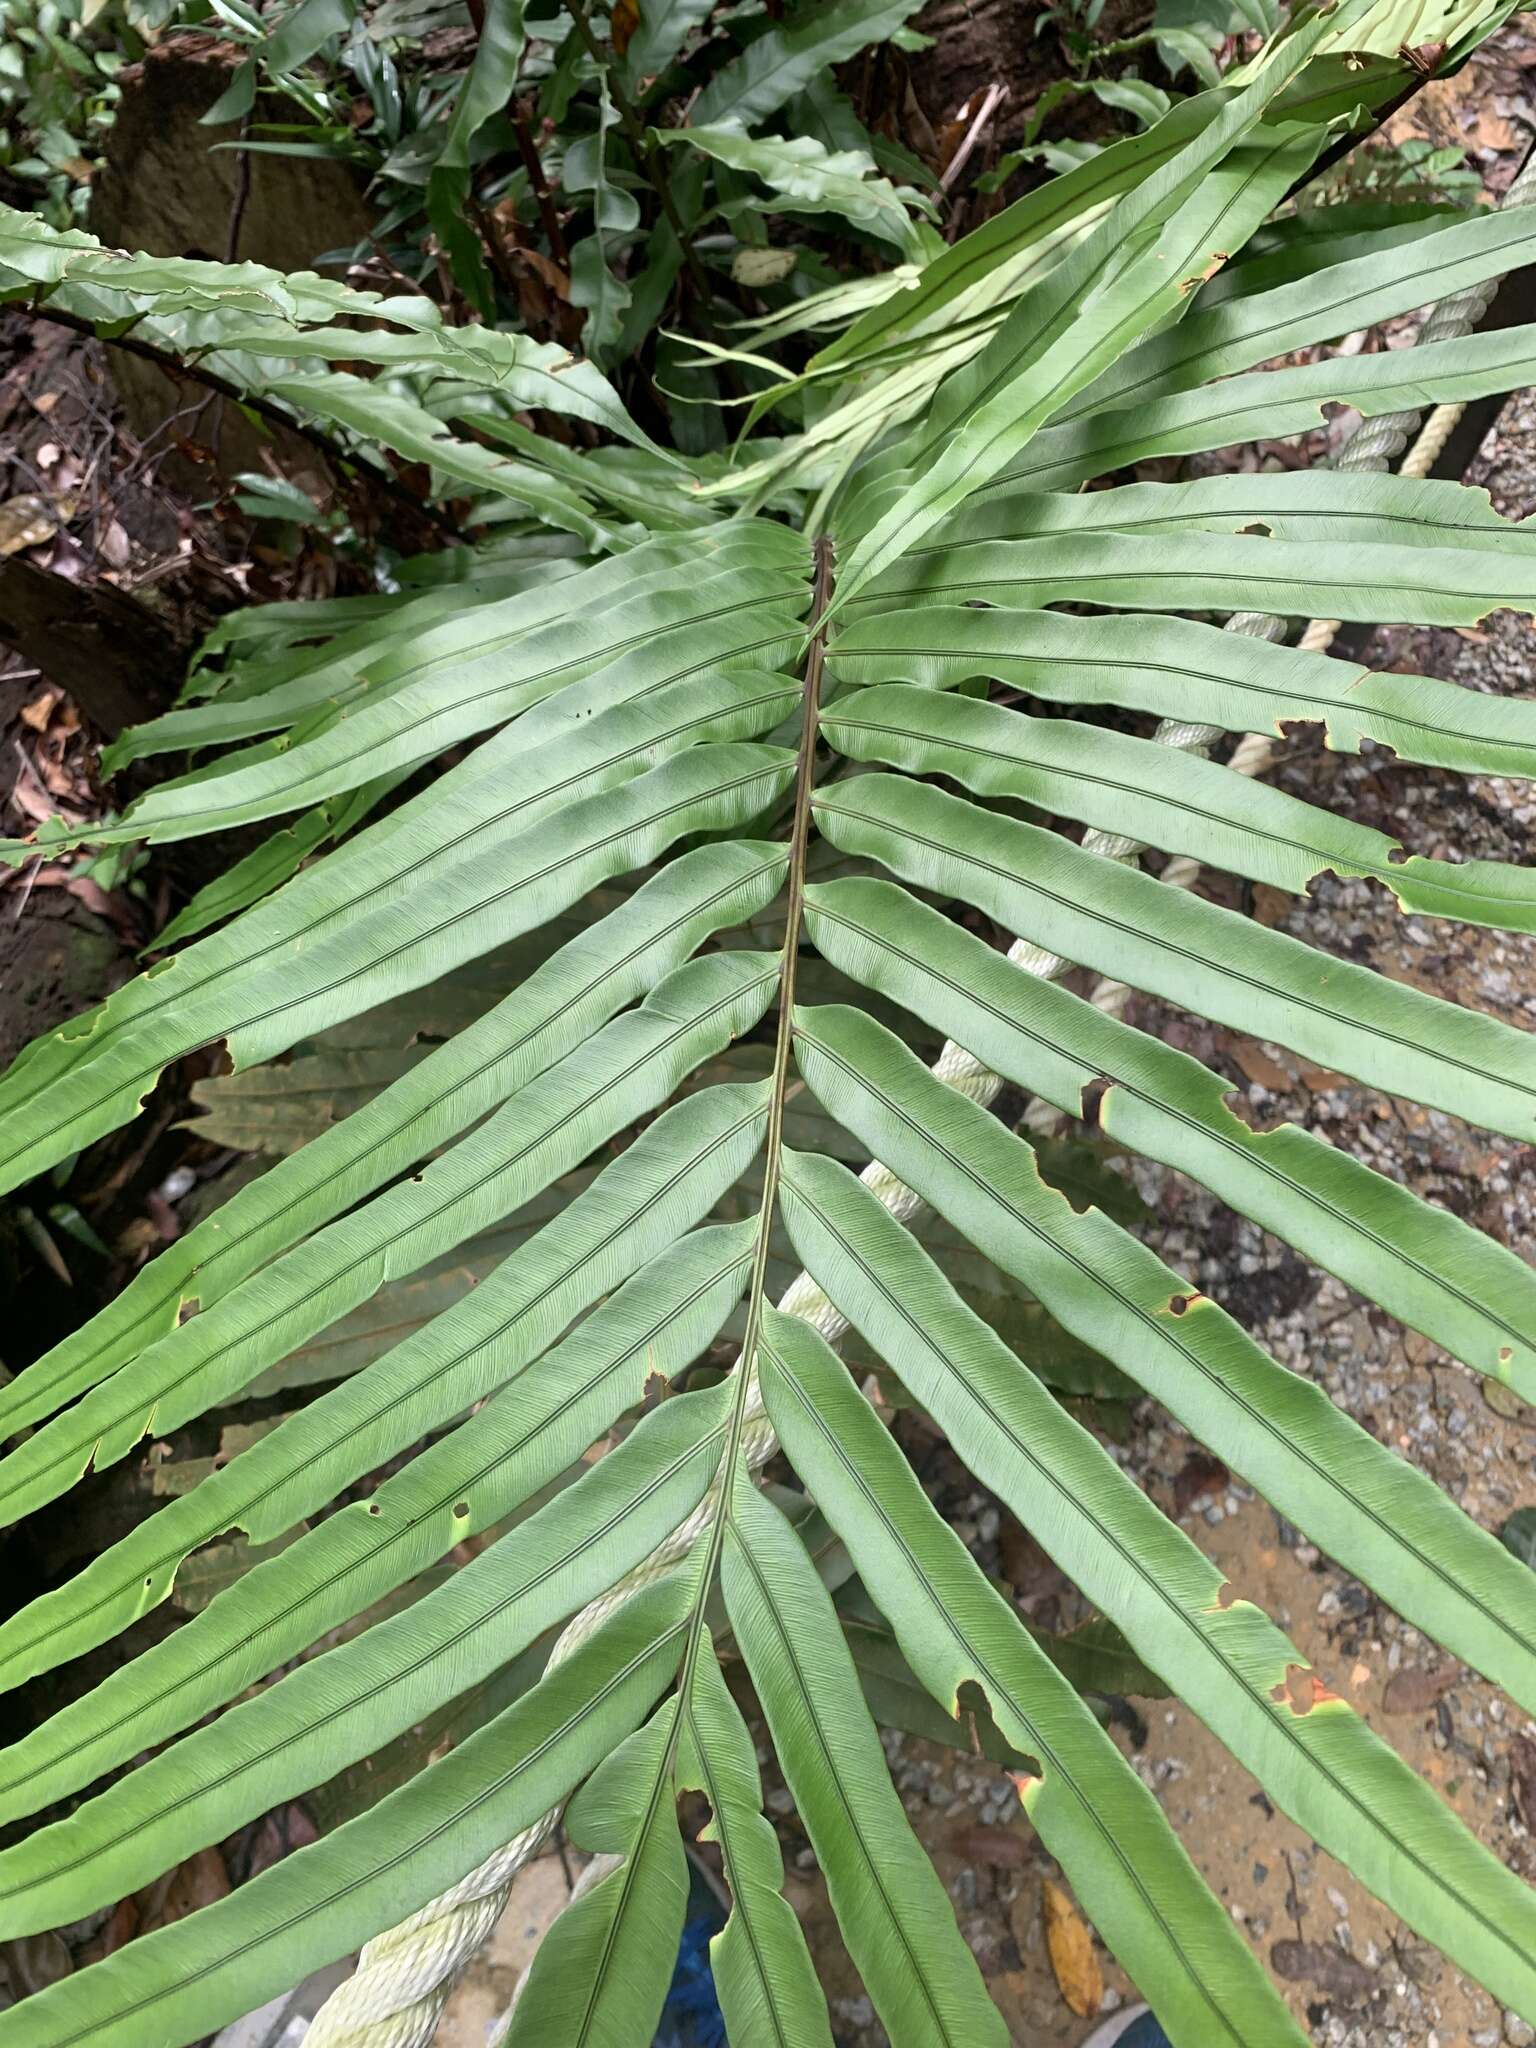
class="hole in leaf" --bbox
[1270,1663,1338,1715]
[1007,1765,1045,1808]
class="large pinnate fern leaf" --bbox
[6,11,1536,2045]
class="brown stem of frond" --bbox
[715,533,833,1533]
[664,534,833,1711]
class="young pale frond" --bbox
[6,12,1536,2047]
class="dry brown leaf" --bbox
[1251,882,1290,927]
[79,1896,139,1963]
[1483,1375,1528,1421]
[63,873,122,923]
[609,0,638,54]
[8,778,62,825]
[135,1846,230,1934]
[946,1822,1029,1868]
[1469,109,1518,153]
[1271,1937,1376,2003]
[1171,1448,1229,1514]
[0,1930,71,1997]
[19,687,61,732]
[1511,1731,1536,1833]
[517,246,573,299]
[1381,1661,1460,1715]
[1231,1041,1293,1092]
[1042,1877,1103,2017]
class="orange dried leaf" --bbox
[19,687,61,732]
[1042,1877,1102,2018]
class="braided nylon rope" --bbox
[307,155,1536,2048]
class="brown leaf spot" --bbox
[1178,251,1228,294]
[1401,37,1447,73]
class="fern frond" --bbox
[6,15,1536,2043]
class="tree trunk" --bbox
[0,556,185,737]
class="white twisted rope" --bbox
[308,153,1536,2048]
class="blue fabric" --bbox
[1117,2016,1171,2048]
[653,1864,727,2048]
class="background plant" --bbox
[0,0,130,222]
[0,0,1535,2044]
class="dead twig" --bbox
[9,852,42,923]
[513,101,571,270]
[223,108,255,267]
[940,82,1009,196]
